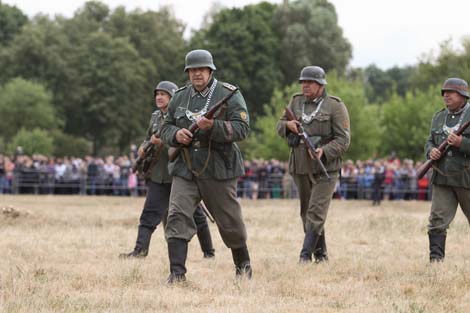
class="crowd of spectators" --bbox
[0,152,432,201]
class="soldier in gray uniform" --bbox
[160,49,252,283]
[120,81,215,259]
[425,77,470,262]
[277,66,350,263]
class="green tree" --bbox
[7,128,54,155]
[412,38,470,92]
[380,85,442,160]
[273,0,352,84]
[245,84,299,160]
[67,32,149,153]
[106,6,186,85]
[0,78,60,142]
[327,72,381,160]
[190,2,282,122]
[51,130,92,157]
[0,1,28,45]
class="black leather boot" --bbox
[232,246,252,279]
[314,231,328,263]
[119,226,152,259]
[197,226,215,258]
[299,230,319,263]
[166,238,188,284]
[429,233,446,263]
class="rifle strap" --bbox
[181,104,228,177]
[182,142,212,178]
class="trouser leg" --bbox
[313,230,328,263]
[427,184,459,262]
[300,174,337,262]
[293,174,313,233]
[120,182,170,258]
[197,178,247,249]
[194,204,215,258]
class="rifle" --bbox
[168,87,239,162]
[199,201,215,223]
[131,134,163,174]
[416,120,470,179]
[284,107,330,180]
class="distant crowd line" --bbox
[0,153,432,201]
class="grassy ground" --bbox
[1,195,470,313]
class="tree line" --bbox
[0,0,469,161]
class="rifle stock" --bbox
[131,140,154,173]
[168,87,238,162]
[416,120,470,179]
[284,107,330,180]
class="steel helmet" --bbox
[184,49,216,72]
[441,77,469,98]
[154,81,178,98]
[299,66,327,85]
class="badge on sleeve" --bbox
[240,111,247,120]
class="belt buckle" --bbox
[193,141,201,148]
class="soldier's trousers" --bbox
[139,181,171,231]
[428,184,470,235]
[293,172,338,235]
[139,181,209,235]
[165,176,247,248]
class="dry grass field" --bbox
[1,196,470,313]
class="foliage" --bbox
[0,1,28,45]
[7,128,54,155]
[245,84,299,160]
[363,64,415,104]
[51,131,92,157]
[411,38,470,92]
[327,72,382,160]
[379,85,442,160]
[0,78,60,142]
[190,2,281,121]
[273,0,352,84]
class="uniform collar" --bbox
[191,77,215,98]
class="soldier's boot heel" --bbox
[119,226,152,259]
[197,226,215,259]
[232,246,252,279]
[429,233,446,263]
[166,238,188,284]
[299,230,319,263]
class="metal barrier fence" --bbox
[0,172,432,200]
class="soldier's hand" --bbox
[196,116,214,130]
[176,128,193,145]
[430,148,442,160]
[447,132,462,147]
[137,146,145,158]
[308,147,323,160]
[150,134,162,146]
[287,120,300,134]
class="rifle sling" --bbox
[181,104,228,177]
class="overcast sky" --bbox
[3,0,470,69]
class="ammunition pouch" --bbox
[287,133,301,147]
[211,141,232,169]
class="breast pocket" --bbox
[309,114,331,136]
[432,128,446,146]
[174,107,190,128]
